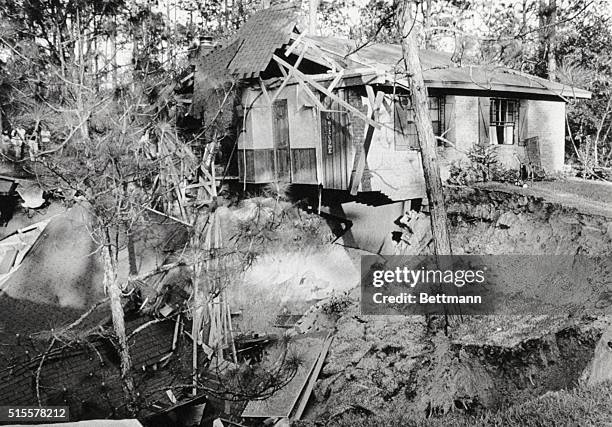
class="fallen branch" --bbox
[127,318,166,340]
[60,297,110,333]
[143,206,193,227]
[128,261,189,283]
[36,337,57,406]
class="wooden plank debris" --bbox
[0,249,18,275]
[349,87,385,195]
[272,42,308,103]
[0,219,50,288]
[272,55,381,129]
[241,333,327,418]
[291,332,334,420]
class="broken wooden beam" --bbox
[271,42,309,103]
[272,55,382,130]
[291,332,334,420]
[349,86,385,195]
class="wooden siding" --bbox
[478,96,491,144]
[291,148,317,183]
[238,149,275,183]
[272,99,291,182]
[321,109,350,190]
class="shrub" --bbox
[448,144,521,185]
[321,292,352,316]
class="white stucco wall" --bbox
[361,92,427,200]
[441,96,566,175]
[527,100,566,172]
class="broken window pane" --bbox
[489,98,518,145]
[394,95,445,151]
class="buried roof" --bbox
[194,5,591,101]
[0,206,197,419]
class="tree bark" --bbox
[538,0,557,80]
[127,234,138,275]
[422,0,432,49]
[547,0,557,80]
[396,0,452,256]
[103,239,137,413]
[309,0,320,35]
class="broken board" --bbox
[240,331,327,418]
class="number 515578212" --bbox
[1,406,69,421]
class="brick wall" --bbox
[527,100,565,172]
[443,96,566,174]
[454,96,480,150]
[437,95,478,180]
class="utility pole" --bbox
[396,0,452,256]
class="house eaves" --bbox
[303,36,592,101]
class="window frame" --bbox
[394,95,445,151]
[489,98,519,145]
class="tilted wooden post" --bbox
[396,0,452,256]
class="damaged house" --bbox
[192,3,590,204]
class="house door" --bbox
[321,107,350,190]
[272,99,291,182]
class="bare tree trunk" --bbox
[538,0,557,80]
[309,0,320,35]
[396,0,452,256]
[593,96,612,168]
[127,235,138,275]
[191,247,204,396]
[190,217,210,396]
[103,239,137,412]
[547,0,557,80]
[422,0,432,49]
[111,17,118,87]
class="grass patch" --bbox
[307,381,612,427]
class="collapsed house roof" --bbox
[193,3,300,89]
[0,207,209,420]
[193,4,591,108]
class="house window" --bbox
[394,96,445,151]
[490,98,518,145]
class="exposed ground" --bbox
[4,184,608,425]
[475,177,612,219]
[217,197,359,333]
[233,182,612,426]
